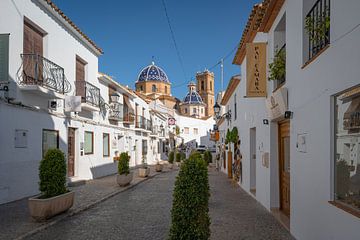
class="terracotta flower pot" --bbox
[138,167,150,178]
[28,191,74,221]
[117,172,133,187]
[155,164,163,172]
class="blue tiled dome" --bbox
[183,89,204,105]
[137,62,170,83]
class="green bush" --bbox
[181,152,186,160]
[175,152,181,162]
[203,151,212,165]
[169,155,210,240]
[39,149,67,198]
[168,151,175,164]
[118,152,130,175]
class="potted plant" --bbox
[181,152,186,162]
[175,152,181,167]
[138,155,150,178]
[155,159,163,172]
[116,152,133,187]
[268,46,286,82]
[28,149,74,221]
[168,151,174,169]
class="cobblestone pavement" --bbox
[25,170,177,240]
[0,165,174,240]
[209,169,294,240]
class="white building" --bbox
[218,0,360,239]
[0,0,163,204]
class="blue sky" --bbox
[52,0,259,99]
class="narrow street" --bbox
[25,169,293,240]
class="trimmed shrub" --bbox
[168,151,175,164]
[118,152,130,175]
[39,149,67,198]
[203,151,212,165]
[169,154,210,240]
[181,152,186,160]
[175,152,181,162]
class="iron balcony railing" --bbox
[108,102,123,121]
[305,0,330,61]
[123,112,135,124]
[17,54,71,94]
[75,81,100,107]
[146,119,152,131]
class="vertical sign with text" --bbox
[246,42,267,97]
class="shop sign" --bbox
[265,87,288,120]
[246,42,267,97]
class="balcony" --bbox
[75,81,100,111]
[17,54,71,98]
[108,102,123,121]
[305,0,330,62]
[135,116,152,131]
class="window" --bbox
[334,85,360,214]
[201,108,203,114]
[140,85,143,91]
[193,108,197,114]
[84,131,94,154]
[42,129,59,157]
[234,94,237,120]
[184,108,188,114]
[165,86,168,94]
[210,81,213,91]
[303,0,330,64]
[193,128,198,135]
[152,84,156,92]
[201,81,204,91]
[184,127,189,134]
[103,133,110,157]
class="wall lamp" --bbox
[213,102,231,121]
[263,119,269,125]
[284,111,293,119]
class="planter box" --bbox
[155,164,163,172]
[138,167,150,178]
[28,191,74,221]
[117,172,133,187]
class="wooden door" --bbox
[23,21,43,84]
[279,121,290,216]
[227,151,232,178]
[67,128,76,177]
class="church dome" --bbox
[137,62,170,83]
[183,83,205,105]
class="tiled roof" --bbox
[232,2,267,65]
[220,75,241,105]
[43,0,103,54]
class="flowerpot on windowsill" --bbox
[138,167,150,178]
[155,164,163,172]
[28,191,74,221]
[116,172,133,187]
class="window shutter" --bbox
[0,34,9,82]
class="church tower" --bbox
[196,69,215,117]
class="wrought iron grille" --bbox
[109,102,123,120]
[305,0,330,61]
[75,81,100,107]
[17,54,71,94]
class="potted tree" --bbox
[168,151,174,169]
[175,152,181,167]
[138,155,150,178]
[181,152,186,162]
[116,152,133,187]
[28,149,74,221]
[155,159,163,172]
[268,46,286,82]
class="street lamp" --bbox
[214,102,221,117]
[213,102,231,121]
[110,93,120,103]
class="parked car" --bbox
[196,145,207,153]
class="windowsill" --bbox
[272,82,286,93]
[301,44,330,69]
[328,201,360,218]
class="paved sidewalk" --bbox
[0,164,175,240]
[209,168,294,240]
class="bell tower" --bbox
[196,69,215,117]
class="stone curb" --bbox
[14,169,176,240]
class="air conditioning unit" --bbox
[48,99,58,110]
